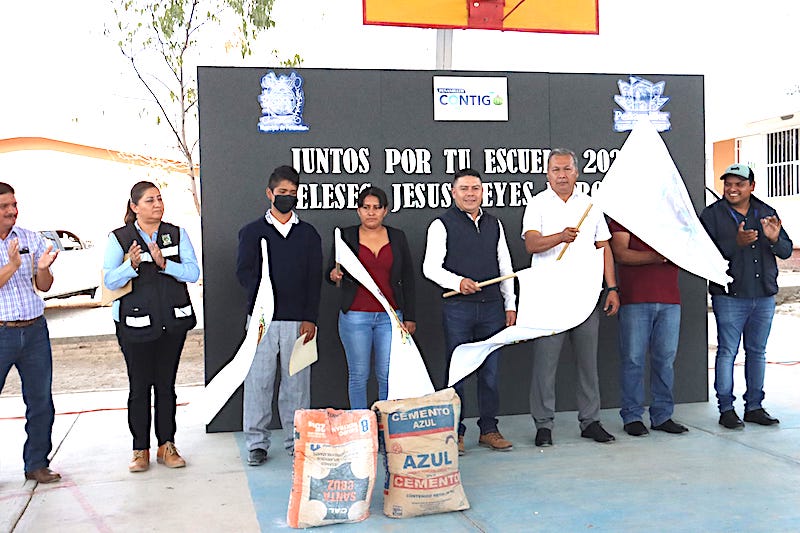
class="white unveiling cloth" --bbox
[193,239,274,425]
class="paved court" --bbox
[2,349,799,532]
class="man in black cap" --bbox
[700,164,793,429]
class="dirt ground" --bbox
[1,330,204,396]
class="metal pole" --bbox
[435,29,453,70]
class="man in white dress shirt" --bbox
[521,149,619,447]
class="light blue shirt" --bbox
[103,222,199,321]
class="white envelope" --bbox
[289,332,318,376]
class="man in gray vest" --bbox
[423,168,517,455]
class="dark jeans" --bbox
[442,298,506,436]
[0,317,55,472]
[116,324,186,449]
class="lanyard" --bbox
[727,205,758,227]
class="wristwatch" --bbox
[606,286,619,293]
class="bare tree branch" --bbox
[107,0,290,214]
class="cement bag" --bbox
[287,408,378,528]
[373,388,469,518]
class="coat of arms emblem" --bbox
[613,76,671,132]
[257,71,309,133]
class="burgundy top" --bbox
[349,243,397,311]
[608,219,680,305]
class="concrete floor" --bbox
[2,322,800,532]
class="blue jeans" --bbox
[0,317,55,473]
[442,299,506,436]
[618,303,680,426]
[711,295,775,413]
[338,310,401,409]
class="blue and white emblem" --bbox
[257,71,309,133]
[613,76,670,132]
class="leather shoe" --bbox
[535,428,553,447]
[623,421,649,436]
[248,448,268,466]
[157,442,186,468]
[581,421,615,443]
[743,408,779,426]
[129,449,150,472]
[478,431,513,451]
[651,419,688,434]
[24,467,61,484]
[457,435,465,456]
[719,410,744,429]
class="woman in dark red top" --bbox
[328,187,416,408]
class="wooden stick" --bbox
[334,263,341,288]
[442,273,518,298]
[556,203,593,261]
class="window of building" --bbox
[766,128,799,197]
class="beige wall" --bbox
[712,138,735,195]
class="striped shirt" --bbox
[0,226,48,320]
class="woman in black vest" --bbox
[102,181,199,473]
[327,186,416,409]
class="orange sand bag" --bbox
[287,408,378,528]
[373,388,469,518]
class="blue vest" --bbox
[439,207,502,302]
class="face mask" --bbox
[272,194,298,214]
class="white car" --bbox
[38,230,101,300]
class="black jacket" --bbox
[326,225,416,321]
[700,195,793,297]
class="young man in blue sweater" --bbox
[236,165,322,465]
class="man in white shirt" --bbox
[521,149,619,446]
[423,168,517,455]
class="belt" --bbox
[0,316,42,328]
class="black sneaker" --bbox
[247,448,268,466]
[651,419,689,434]
[580,421,615,443]
[535,428,552,447]
[719,410,744,430]
[743,408,780,426]
[623,421,649,436]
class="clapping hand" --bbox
[735,221,759,246]
[760,215,782,243]
[37,243,59,270]
[6,238,22,268]
[128,242,142,270]
[147,242,166,269]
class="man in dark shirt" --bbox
[700,164,793,429]
[609,220,688,437]
[237,166,322,465]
